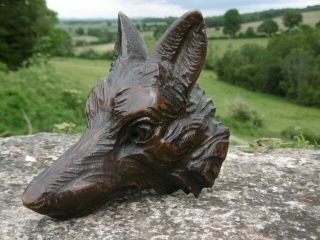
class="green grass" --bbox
[50,57,320,143]
[208,38,268,58]
[73,35,99,43]
[58,21,118,34]
[198,71,320,141]
[73,38,269,57]
[50,58,109,91]
[75,43,115,54]
[74,32,154,54]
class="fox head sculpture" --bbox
[22,10,229,219]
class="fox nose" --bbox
[21,178,47,210]
[21,194,45,210]
[21,189,45,211]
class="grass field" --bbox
[208,38,268,58]
[75,43,114,54]
[73,35,99,43]
[73,32,154,54]
[50,57,320,143]
[74,38,269,57]
[71,10,318,54]
[58,21,118,34]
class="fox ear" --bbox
[114,12,148,61]
[151,10,207,91]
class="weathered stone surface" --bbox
[0,133,319,240]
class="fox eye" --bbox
[129,122,155,143]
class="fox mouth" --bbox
[22,178,141,219]
[29,200,45,210]
[21,197,45,210]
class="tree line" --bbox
[204,5,319,28]
[223,9,304,38]
[0,0,73,70]
[215,24,320,107]
[138,5,320,28]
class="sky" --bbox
[46,0,320,19]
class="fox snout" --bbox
[22,176,102,218]
[22,10,229,219]
[22,129,118,218]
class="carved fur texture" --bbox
[22,10,230,219]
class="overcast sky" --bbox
[46,0,320,19]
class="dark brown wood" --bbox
[21,10,230,219]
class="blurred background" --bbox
[0,0,319,146]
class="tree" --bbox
[141,23,147,31]
[76,27,85,35]
[223,9,242,38]
[205,16,224,28]
[0,0,58,69]
[87,28,116,43]
[216,25,320,107]
[245,27,256,38]
[153,25,168,40]
[35,29,73,57]
[283,11,303,29]
[258,19,279,36]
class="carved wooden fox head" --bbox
[22,11,229,219]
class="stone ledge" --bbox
[0,133,319,240]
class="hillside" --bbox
[207,38,268,58]
[50,58,320,143]
[72,9,319,54]
[241,10,320,31]
[207,10,320,38]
